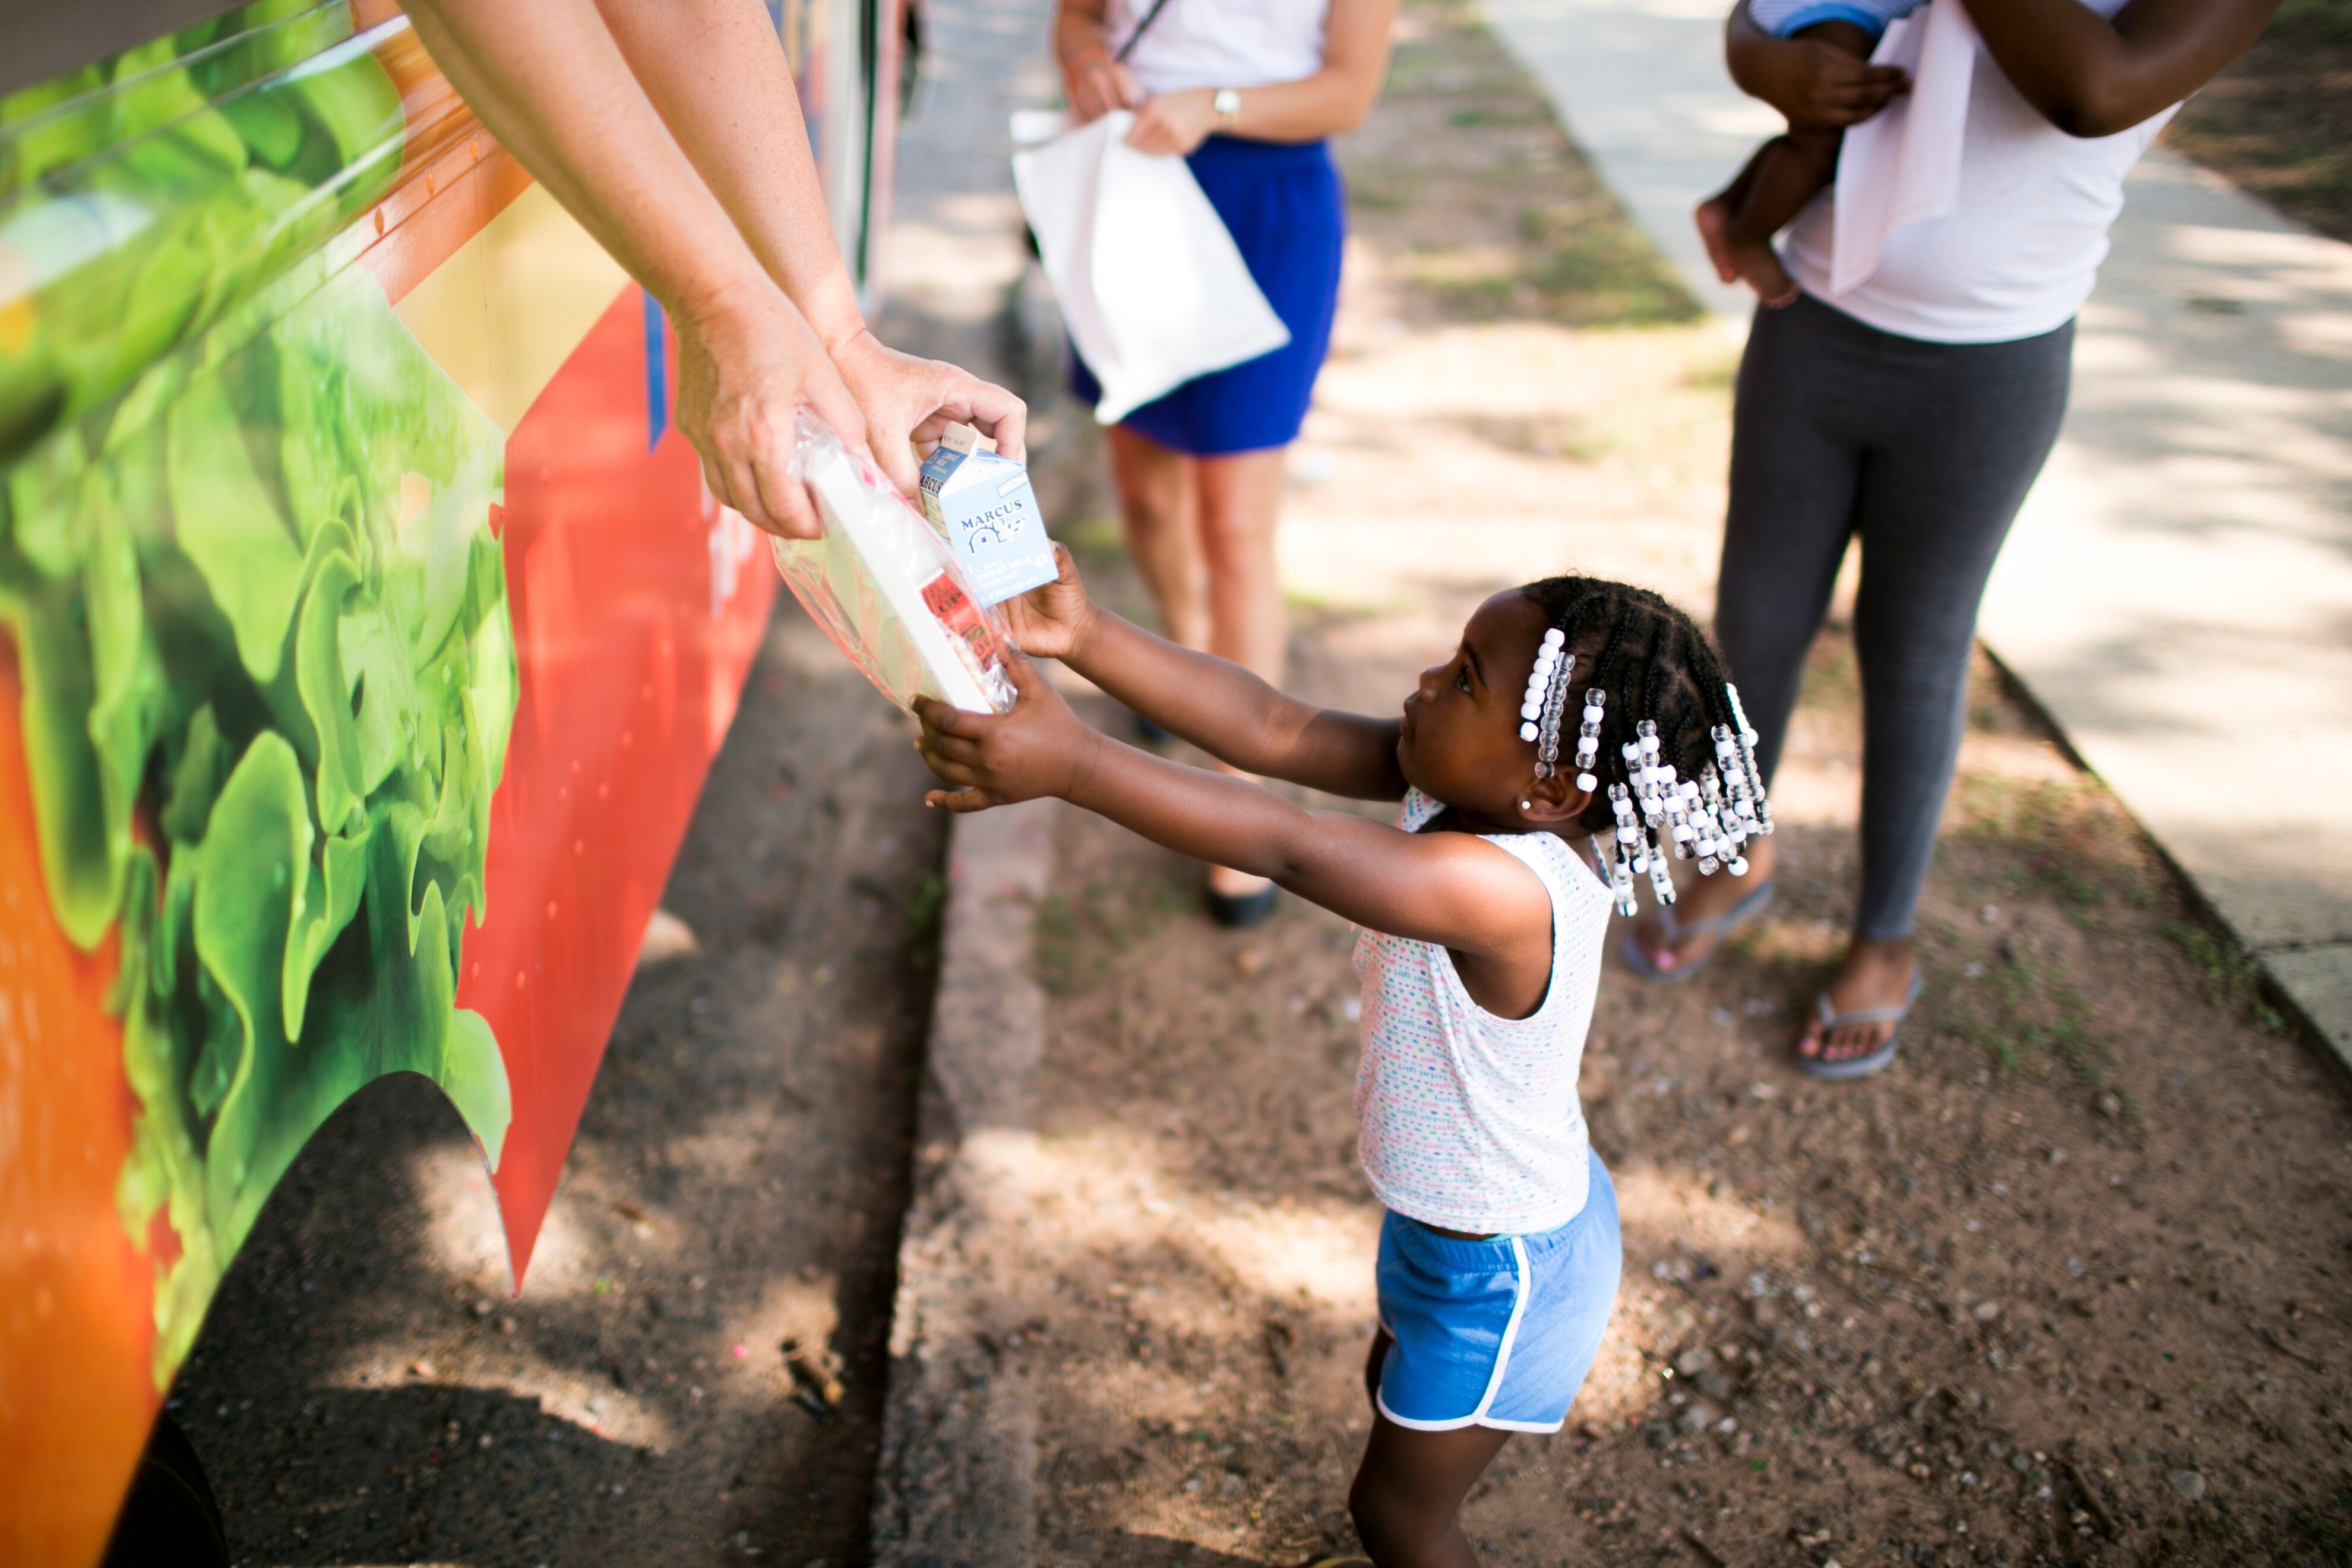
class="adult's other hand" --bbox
[674,282,867,539]
[1125,88,1221,156]
[1066,46,1140,123]
[831,330,1029,494]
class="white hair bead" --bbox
[1519,721,1538,742]
[1542,627,1564,647]
[1728,855,1749,876]
[1576,771,1597,792]
[1521,701,1542,720]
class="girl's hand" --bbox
[1066,48,1140,124]
[996,544,1096,660]
[1126,88,1221,156]
[915,653,1101,812]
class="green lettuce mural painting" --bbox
[0,2,516,1386]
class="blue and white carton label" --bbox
[918,425,1056,607]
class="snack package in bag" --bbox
[770,414,1018,715]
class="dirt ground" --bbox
[2169,0,2352,244]
[169,596,947,1567]
[1003,4,2352,1566]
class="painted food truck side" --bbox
[0,3,905,1563]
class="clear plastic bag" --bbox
[770,414,1017,714]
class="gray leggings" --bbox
[1716,293,2073,941]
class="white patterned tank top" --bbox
[1352,788,1611,1235]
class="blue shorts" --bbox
[1374,1150,1621,1433]
[1070,134,1345,456]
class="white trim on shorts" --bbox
[1374,1236,1535,1433]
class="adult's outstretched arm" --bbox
[595,0,1026,488]
[402,0,868,537]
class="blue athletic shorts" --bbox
[1070,133,1345,456]
[1374,1149,1622,1433]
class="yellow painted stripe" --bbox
[393,184,631,435]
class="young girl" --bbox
[913,552,1772,1564]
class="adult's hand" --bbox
[1727,2,1909,127]
[829,330,1028,494]
[1066,46,1140,122]
[1126,88,1221,156]
[674,282,868,539]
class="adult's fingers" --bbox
[963,378,1028,464]
[719,453,783,536]
[749,450,823,540]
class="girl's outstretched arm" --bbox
[1962,0,2278,139]
[1000,548,1408,801]
[915,659,1548,960]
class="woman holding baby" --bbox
[1630,0,2278,1075]
[1054,0,1399,927]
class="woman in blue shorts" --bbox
[1054,0,1399,925]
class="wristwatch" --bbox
[1213,87,1241,125]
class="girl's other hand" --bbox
[1126,88,1220,156]
[916,653,1100,812]
[997,544,1096,660]
[1067,48,1140,123]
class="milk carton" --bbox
[917,423,1057,607]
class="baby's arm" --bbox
[914,658,1549,956]
[1726,0,1908,128]
[1000,547,1406,802]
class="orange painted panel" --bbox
[0,649,159,1566]
[459,286,774,1282]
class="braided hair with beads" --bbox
[1515,576,1772,917]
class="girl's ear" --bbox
[1518,770,1590,826]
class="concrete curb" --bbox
[871,798,1057,1568]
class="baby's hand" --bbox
[996,543,1095,661]
[915,652,1099,813]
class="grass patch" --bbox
[1945,954,2116,1089]
[1953,773,2153,918]
[2167,0,2352,242]
[1342,0,1704,330]
[2160,919,2288,1033]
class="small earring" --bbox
[1519,799,1532,811]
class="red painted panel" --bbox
[457,285,774,1283]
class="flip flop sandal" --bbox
[1795,968,1925,1080]
[1619,880,1776,984]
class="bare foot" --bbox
[1723,229,1801,308]
[1795,937,1919,1068]
[1695,197,1739,284]
[1627,836,1776,975]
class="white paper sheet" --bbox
[1828,0,1980,298]
[1012,110,1291,424]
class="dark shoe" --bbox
[1206,880,1278,929]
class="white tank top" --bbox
[1352,789,1611,1235]
[1782,0,2176,344]
[1105,0,1333,97]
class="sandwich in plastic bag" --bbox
[770,413,1017,715]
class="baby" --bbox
[1696,0,1923,305]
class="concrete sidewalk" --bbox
[1484,0,2352,1067]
